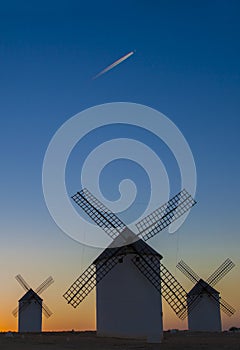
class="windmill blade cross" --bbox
[72,189,126,240]
[15,275,31,292]
[14,275,53,319]
[176,260,201,284]
[35,276,54,295]
[206,259,235,287]
[136,189,196,241]
[65,188,196,309]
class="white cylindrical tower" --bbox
[95,241,163,342]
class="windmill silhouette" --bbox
[176,259,236,331]
[13,274,54,333]
[63,188,196,341]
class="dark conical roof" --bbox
[188,279,220,297]
[19,289,42,303]
[94,235,162,263]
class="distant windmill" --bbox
[13,275,54,333]
[63,188,196,342]
[176,259,236,331]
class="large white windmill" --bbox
[63,188,196,342]
[176,259,236,331]
[13,275,54,333]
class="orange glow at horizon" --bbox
[0,234,239,333]
[0,283,239,333]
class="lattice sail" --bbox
[72,189,126,240]
[131,255,161,292]
[206,259,235,287]
[63,248,124,308]
[136,189,196,241]
[12,306,19,317]
[179,294,200,319]
[176,260,201,284]
[12,302,30,318]
[219,297,236,316]
[36,276,54,294]
[160,262,188,319]
[42,302,53,318]
[132,255,188,319]
[15,275,31,292]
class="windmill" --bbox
[13,274,54,333]
[63,188,196,342]
[176,259,236,331]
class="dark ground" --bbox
[0,331,240,349]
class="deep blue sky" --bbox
[0,1,239,331]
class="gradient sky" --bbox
[0,1,240,332]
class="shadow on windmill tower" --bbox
[176,259,236,332]
[63,188,196,343]
[12,275,54,333]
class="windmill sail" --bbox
[42,302,53,318]
[36,276,54,294]
[136,189,196,241]
[132,255,188,319]
[206,258,235,287]
[63,247,125,307]
[176,260,201,284]
[72,189,126,240]
[15,275,31,292]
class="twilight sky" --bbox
[0,0,239,331]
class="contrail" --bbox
[92,50,135,79]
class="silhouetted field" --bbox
[0,331,240,349]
